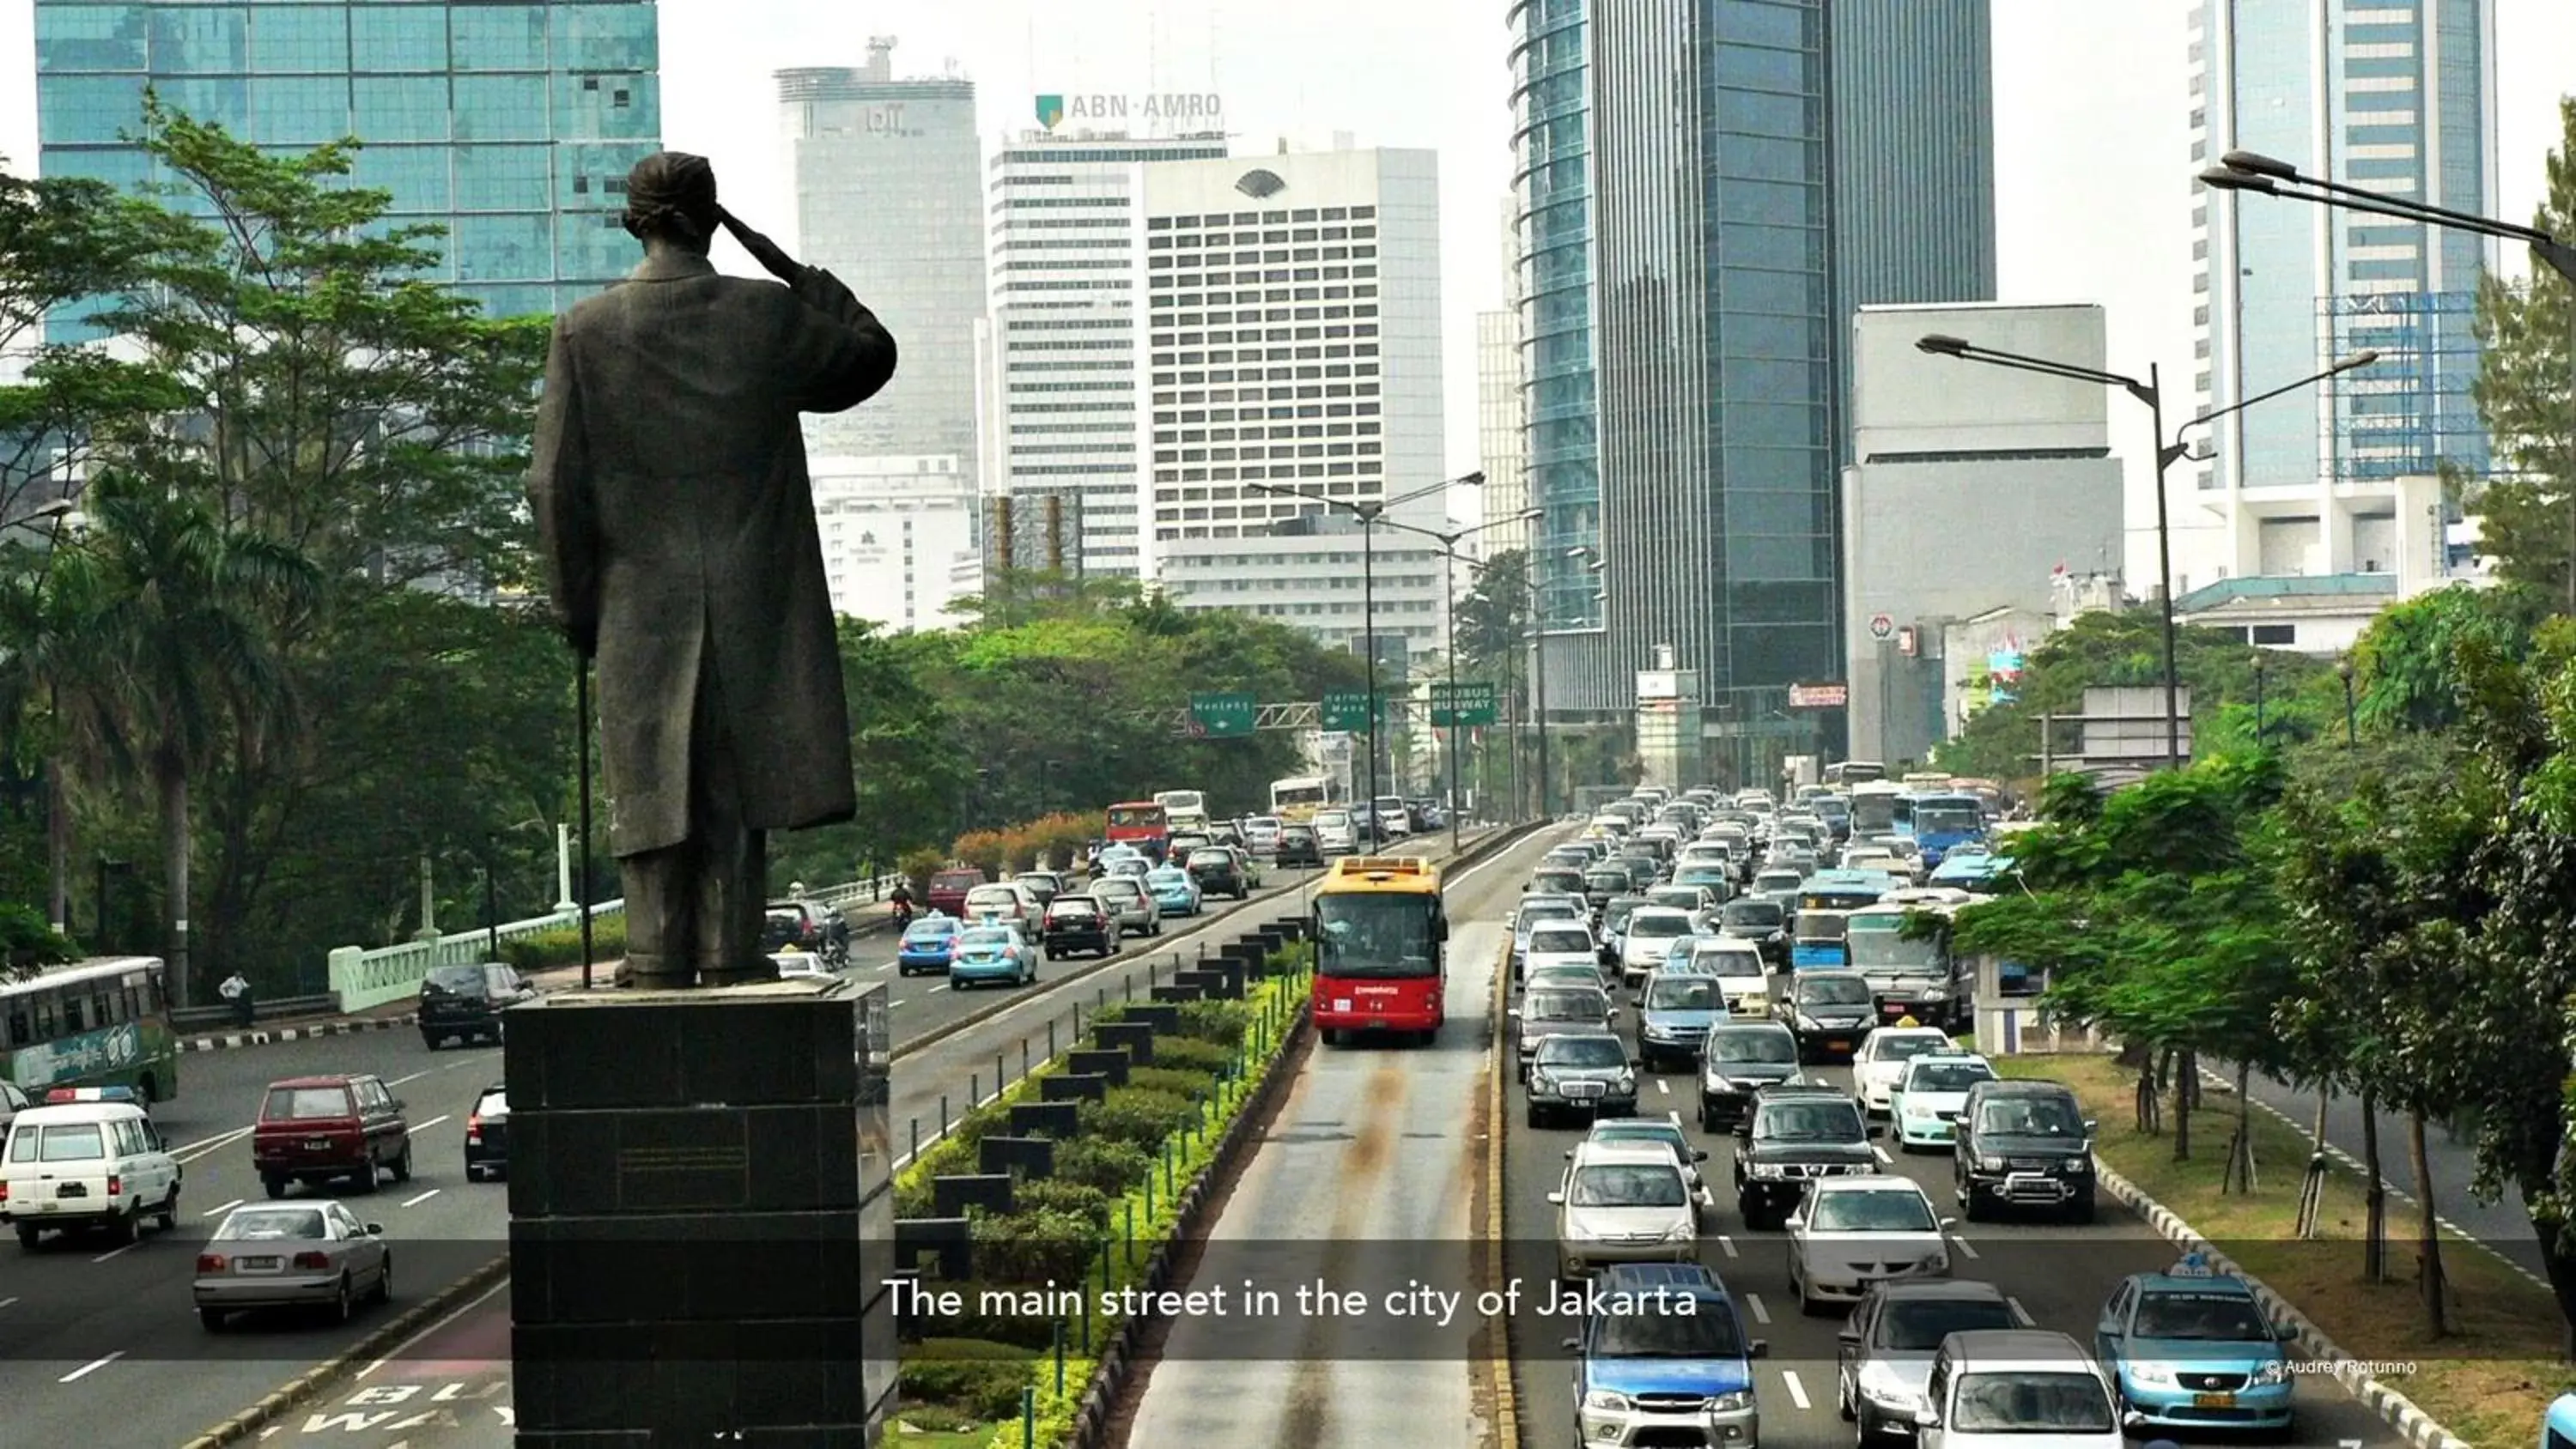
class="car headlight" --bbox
[1920,1251,1949,1273]
[1663,1222,1695,1242]
[1795,1014,1822,1030]
[1923,986,1949,1000]
[1530,1071,1554,1092]
[2127,1362,2177,1387]
[1902,1099,1934,1119]
[2251,1358,2292,1386]
[1708,1390,1753,1413]
[1581,1389,1633,1414]
[1977,1155,2006,1172]
[1747,1162,1789,1179]
[1616,1072,1635,1093]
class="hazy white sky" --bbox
[3,0,2573,567]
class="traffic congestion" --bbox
[1496,779,2407,1449]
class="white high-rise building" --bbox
[2186,0,2496,591]
[811,456,981,633]
[1139,147,1449,659]
[984,128,1229,579]
[780,39,985,473]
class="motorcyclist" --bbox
[889,882,915,927]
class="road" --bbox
[1114,828,1552,1448]
[2232,1069,2544,1280]
[91,829,1492,1449]
[1503,1028,2413,1446]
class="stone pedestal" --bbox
[503,978,895,1447]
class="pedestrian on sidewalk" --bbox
[218,971,254,1028]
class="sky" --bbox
[3,0,2574,573]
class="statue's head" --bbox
[622,151,720,254]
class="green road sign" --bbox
[1189,691,1258,738]
[1321,689,1379,732]
[1431,681,1498,727]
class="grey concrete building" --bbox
[780,39,984,470]
[1843,303,2125,765]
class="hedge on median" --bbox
[888,955,1311,1447]
[495,912,627,973]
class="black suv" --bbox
[1040,895,1116,960]
[1953,1080,2096,1222]
[1729,1083,1881,1230]
[1786,968,1879,1064]
[419,962,537,1049]
[464,1082,509,1182]
[1184,846,1250,900]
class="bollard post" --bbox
[1023,1385,1036,1449]
[1022,1038,1030,1076]
[1151,960,1159,986]
[1125,971,1134,1002]
[971,1072,980,1108]
[1097,985,1106,1009]
[1054,1319,1066,1396]
[1048,1019,1057,1058]
[1124,1199,1135,1264]
[908,1117,919,1162]
[939,1094,949,1137]
[996,1051,1005,1097]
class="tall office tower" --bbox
[781,39,984,470]
[1139,148,1452,660]
[986,126,1228,579]
[33,0,661,332]
[2191,0,2495,587]
[1477,200,1532,560]
[1826,0,1997,466]
[1510,0,1603,646]
[1512,0,1840,749]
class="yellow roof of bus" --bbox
[1318,856,1442,894]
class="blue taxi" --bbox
[2542,1390,2576,1447]
[2094,1253,2298,1436]
[1569,1262,1766,1448]
[948,924,1037,990]
[1145,864,1202,918]
[895,914,963,976]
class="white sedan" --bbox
[1852,1027,1958,1116]
[1889,1052,1998,1152]
[1785,1174,1954,1315]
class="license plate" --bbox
[1826,1039,1850,1052]
[1882,1003,1907,1015]
[1334,999,1352,1012]
[305,1137,331,1151]
[2193,1393,2235,1408]
[1366,1019,1386,1030]
[237,1256,281,1272]
[55,1184,84,1197]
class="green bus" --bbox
[0,956,180,1105]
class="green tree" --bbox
[2464,97,2576,608]
[54,473,321,1005]
[2348,582,2547,733]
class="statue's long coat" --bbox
[529,251,897,857]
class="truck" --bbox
[1781,755,1820,791]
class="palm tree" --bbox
[55,474,320,1006]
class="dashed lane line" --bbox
[411,1114,452,1133]
[1716,1235,1739,1258]
[59,1352,122,1382]
[1870,1143,1893,1165]
[387,1070,432,1087]
[1952,1236,1979,1261]
[401,1189,440,1208]
[203,1197,245,1218]
[1743,1293,1771,1325]
[1780,1369,1811,1411]
[0,1296,18,1310]
[90,1242,139,1264]
[2007,1295,2032,1326]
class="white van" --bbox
[2,1089,183,1247]
[1313,809,1358,855]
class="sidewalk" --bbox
[176,894,909,1055]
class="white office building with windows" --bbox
[810,456,980,633]
[1137,146,1449,660]
[984,128,1229,579]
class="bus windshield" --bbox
[1316,893,1441,979]
[1912,802,1984,837]
[1848,916,1944,968]
[1107,804,1167,828]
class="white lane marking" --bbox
[91,1242,140,1264]
[2007,1295,2032,1326]
[387,1070,432,1087]
[889,998,908,1009]
[928,983,950,992]
[172,1125,255,1163]
[1668,1110,1682,1126]
[1716,1234,1739,1258]
[1953,1235,1980,1260]
[59,1351,122,1382]
[1870,1143,1893,1164]
[1656,1079,1670,1096]
[203,1197,245,1218]
[400,1189,440,1208]
[0,1295,18,1310]
[357,1276,509,1379]
[411,1114,452,1133]
[1780,1369,1811,1410]
[1744,1293,1771,1324]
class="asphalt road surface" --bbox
[128,829,1492,1449]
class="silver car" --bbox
[1834,1280,2020,1439]
[1088,876,1163,937]
[1549,1141,1697,1279]
[1520,921,1602,984]
[1512,985,1615,1080]
[195,1200,392,1330]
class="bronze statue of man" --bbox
[528,152,897,989]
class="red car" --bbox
[927,868,987,917]
[252,1074,413,1199]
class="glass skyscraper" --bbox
[1508,0,1601,640]
[34,1,663,330]
[2191,0,2494,585]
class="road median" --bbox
[2000,1052,2552,1449]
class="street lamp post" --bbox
[2251,652,2269,747]
[2337,658,2357,746]
[1917,336,2378,770]
[1242,471,1485,829]
[1372,509,1542,855]
[2202,150,2576,613]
